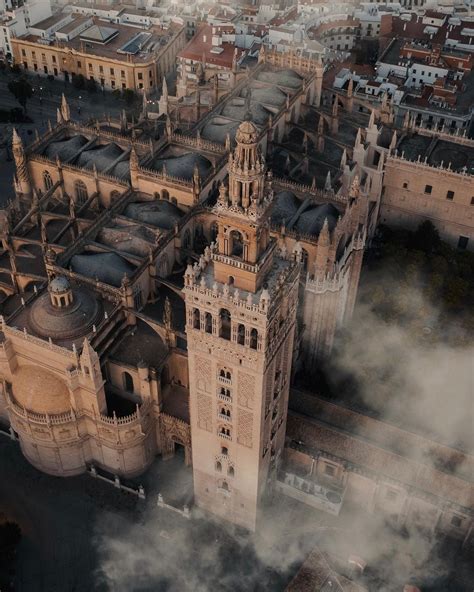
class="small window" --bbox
[215,461,222,473]
[446,191,454,201]
[221,446,228,455]
[110,67,114,75]
[424,185,432,194]
[324,464,336,477]
[21,48,26,57]
[471,197,474,206]
[457,236,469,250]
[77,60,81,68]
[52,55,56,63]
[138,72,143,80]
[228,466,234,477]
[121,70,125,78]
[99,65,103,73]
[451,515,462,528]
[403,182,408,189]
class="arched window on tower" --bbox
[123,371,134,393]
[229,230,244,258]
[237,323,245,346]
[193,308,200,330]
[228,466,235,477]
[43,170,53,191]
[216,461,222,473]
[74,180,88,206]
[302,248,309,272]
[205,312,213,334]
[219,309,231,340]
[250,328,258,350]
[161,189,169,201]
[210,221,218,242]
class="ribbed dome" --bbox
[29,285,102,341]
[49,276,70,294]
[12,365,71,415]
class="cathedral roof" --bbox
[28,284,103,341]
[124,200,183,230]
[71,252,136,287]
[149,152,212,180]
[43,135,89,161]
[12,365,71,415]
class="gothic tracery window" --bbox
[74,180,88,206]
[43,170,53,191]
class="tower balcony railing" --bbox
[218,413,232,422]
[218,393,232,404]
[219,431,232,441]
[217,376,232,386]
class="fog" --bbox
[94,283,473,592]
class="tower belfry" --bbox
[213,120,274,293]
[184,121,299,530]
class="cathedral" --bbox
[0,50,370,530]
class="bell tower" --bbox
[184,121,300,530]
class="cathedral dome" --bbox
[29,283,103,342]
[236,120,258,144]
[12,365,71,415]
[49,276,70,294]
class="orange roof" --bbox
[178,24,243,69]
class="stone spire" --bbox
[12,128,31,197]
[129,147,139,188]
[162,76,168,102]
[324,170,332,192]
[340,148,347,169]
[60,93,70,122]
[141,91,148,120]
[120,109,127,133]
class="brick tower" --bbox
[184,121,299,530]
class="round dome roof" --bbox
[29,285,102,341]
[236,120,258,144]
[49,275,70,294]
[12,365,71,415]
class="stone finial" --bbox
[259,286,270,310]
[350,175,360,198]
[318,218,330,246]
[60,93,70,122]
[324,170,332,192]
[340,148,347,169]
[141,90,148,119]
[368,109,376,128]
[355,127,362,146]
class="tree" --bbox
[411,220,441,254]
[7,77,33,113]
[122,88,136,106]
[85,78,97,93]
[72,73,86,90]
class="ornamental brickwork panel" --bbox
[195,355,212,393]
[237,409,253,448]
[197,393,213,432]
[237,371,255,410]
[264,361,274,414]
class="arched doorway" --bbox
[123,371,134,393]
